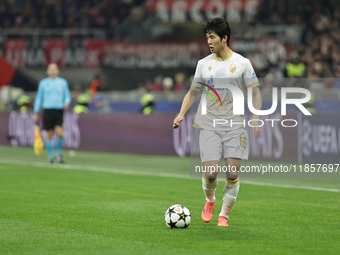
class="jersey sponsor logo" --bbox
[252,72,257,79]
[229,63,236,73]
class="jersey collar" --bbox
[213,50,233,62]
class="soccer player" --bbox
[33,63,71,164]
[173,18,262,227]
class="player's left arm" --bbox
[63,80,71,110]
[243,59,262,137]
[250,86,262,137]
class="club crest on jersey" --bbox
[229,63,236,73]
[208,66,212,71]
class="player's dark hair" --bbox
[202,18,231,45]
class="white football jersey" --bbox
[192,50,259,131]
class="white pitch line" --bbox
[0,159,189,179]
[0,159,339,193]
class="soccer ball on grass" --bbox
[164,204,191,228]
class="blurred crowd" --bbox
[1,0,340,90]
[138,73,190,94]
[256,0,340,84]
[0,0,146,29]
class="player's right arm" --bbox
[33,80,44,123]
[173,86,200,129]
[173,60,203,129]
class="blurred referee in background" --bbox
[33,63,71,164]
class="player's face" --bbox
[206,31,227,54]
[47,63,60,78]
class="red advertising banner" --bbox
[84,40,107,68]
[4,39,26,68]
[0,56,15,86]
[2,38,285,70]
[45,39,67,67]
[102,40,207,68]
[146,0,260,11]
[2,39,208,69]
[145,0,260,22]
[84,39,208,68]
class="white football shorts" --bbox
[199,128,249,162]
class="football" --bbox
[164,204,191,228]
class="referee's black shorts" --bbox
[42,109,64,130]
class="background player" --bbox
[173,18,262,227]
[33,63,71,164]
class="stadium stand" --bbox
[0,0,146,29]
[1,0,340,114]
[255,0,340,80]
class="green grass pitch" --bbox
[0,145,339,255]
